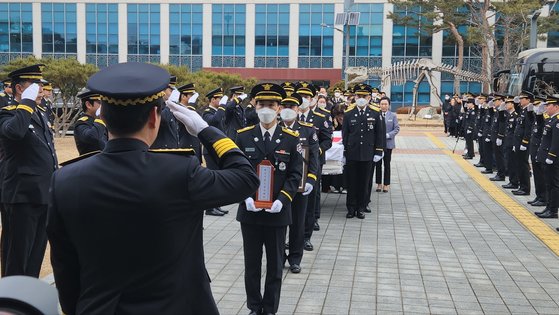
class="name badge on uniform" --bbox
[245,147,256,152]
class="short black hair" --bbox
[380,96,391,104]
[81,98,95,112]
[101,98,162,136]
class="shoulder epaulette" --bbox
[187,105,196,111]
[0,93,5,97]
[320,108,331,114]
[544,113,550,119]
[298,121,314,128]
[60,150,100,167]
[1,105,16,111]
[149,148,196,156]
[282,126,299,137]
[204,108,212,112]
[345,105,356,113]
[37,105,46,112]
[237,125,256,133]
[369,105,380,112]
[78,116,89,122]
[94,118,106,126]
[246,104,254,108]
[313,111,325,118]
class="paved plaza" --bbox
[198,129,559,315]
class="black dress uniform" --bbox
[481,104,495,173]
[503,98,519,189]
[535,100,559,218]
[529,98,548,206]
[463,100,476,159]
[474,99,486,167]
[176,83,202,161]
[511,91,535,195]
[224,86,246,141]
[0,79,13,108]
[73,91,107,155]
[236,83,302,315]
[47,62,260,315]
[343,103,384,218]
[0,64,57,277]
[202,87,226,132]
[490,95,507,181]
[244,101,259,126]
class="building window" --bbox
[348,3,383,69]
[127,4,160,63]
[547,6,559,47]
[169,4,203,71]
[0,3,33,62]
[254,4,289,68]
[86,3,118,67]
[391,6,432,106]
[212,4,245,67]
[42,3,77,57]
[298,4,334,68]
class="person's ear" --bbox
[147,106,159,129]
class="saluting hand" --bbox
[22,83,40,102]
[188,92,199,104]
[166,100,208,136]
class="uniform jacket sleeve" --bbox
[0,98,37,140]
[374,111,385,156]
[317,116,333,156]
[224,98,241,122]
[74,120,104,147]
[522,111,534,145]
[497,111,506,139]
[202,107,226,128]
[47,173,80,315]
[549,120,559,161]
[277,137,303,205]
[306,128,320,186]
[342,111,350,154]
[387,112,400,139]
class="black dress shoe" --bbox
[313,221,320,231]
[364,206,371,213]
[490,176,505,181]
[205,208,225,216]
[346,212,354,218]
[356,211,365,219]
[512,190,530,196]
[537,210,558,219]
[474,163,484,167]
[481,169,493,174]
[528,197,539,204]
[375,188,381,192]
[304,239,314,251]
[535,208,549,215]
[532,200,547,207]
[502,183,518,189]
[216,207,229,214]
[463,156,473,160]
[248,310,260,315]
[289,264,301,273]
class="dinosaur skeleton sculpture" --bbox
[346,58,486,118]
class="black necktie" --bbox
[300,114,305,122]
[264,131,271,153]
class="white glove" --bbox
[166,100,208,136]
[513,96,520,103]
[520,145,527,151]
[219,95,229,105]
[466,130,472,134]
[266,200,283,213]
[188,92,199,104]
[169,89,180,103]
[245,197,260,212]
[238,93,248,101]
[527,104,534,112]
[386,133,390,139]
[302,183,313,196]
[477,132,482,137]
[95,107,101,117]
[22,83,40,101]
[512,146,516,152]
[496,139,503,146]
[535,104,546,115]
[373,155,382,163]
[485,138,491,143]
[546,158,554,165]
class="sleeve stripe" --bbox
[376,148,384,151]
[549,153,557,157]
[16,105,34,114]
[522,140,529,144]
[213,138,238,158]
[307,173,317,181]
[280,190,293,202]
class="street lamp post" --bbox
[320,23,349,90]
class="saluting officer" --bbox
[279,91,319,274]
[235,83,302,315]
[0,79,13,107]
[40,80,55,126]
[528,96,548,207]
[343,84,384,219]
[502,96,519,190]
[535,96,559,219]
[151,76,180,149]
[224,86,248,141]
[463,96,476,159]
[490,94,507,181]
[73,89,107,155]
[176,83,202,161]
[474,94,486,167]
[480,94,495,174]
[511,91,535,195]
[0,64,57,277]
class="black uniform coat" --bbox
[235,124,303,227]
[482,108,495,140]
[0,98,57,204]
[284,120,320,187]
[530,114,546,157]
[73,114,108,155]
[505,111,518,147]
[491,108,507,142]
[202,105,226,132]
[342,105,384,161]
[244,104,259,126]
[151,106,179,149]
[537,114,559,163]
[301,110,332,164]
[224,97,246,140]
[47,127,259,315]
[513,106,534,150]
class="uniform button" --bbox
[360,142,363,144]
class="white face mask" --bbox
[445,95,450,100]
[356,98,368,108]
[257,107,278,124]
[280,108,298,122]
[334,92,341,98]
[300,98,311,110]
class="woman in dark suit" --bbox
[376,97,400,192]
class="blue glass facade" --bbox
[391,6,432,106]
[255,4,289,68]
[169,4,203,71]
[212,4,245,67]
[86,3,118,67]
[0,3,33,63]
[42,3,77,58]
[348,3,383,69]
[548,6,559,47]
[298,4,334,68]
[128,4,160,63]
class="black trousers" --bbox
[515,149,531,193]
[376,149,393,185]
[304,181,317,240]
[544,164,559,212]
[241,223,287,314]
[314,164,323,219]
[346,160,373,213]
[505,146,518,185]
[465,133,475,157]
[286,193,308,266]
[478,137,485,165]
[531,156,547,201]
[367,161,376,205]
[493,141,506,177]
[483,139,494,171]
[1,203,48,277]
